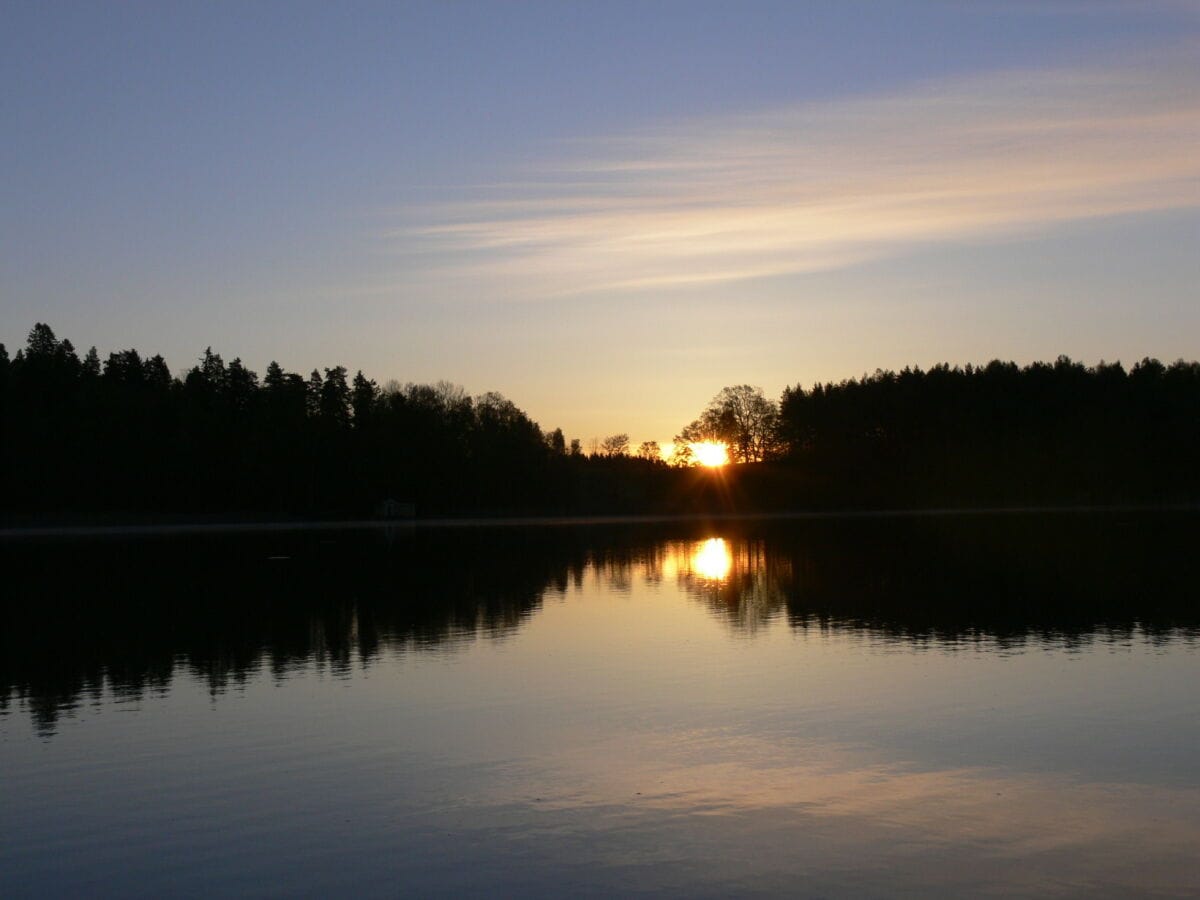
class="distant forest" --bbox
[2,323,1198,519]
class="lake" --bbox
[2,512,1199,897]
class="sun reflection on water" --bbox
[691,538,732,582]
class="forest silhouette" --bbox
[2,322,1198,520]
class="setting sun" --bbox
[690,441,729,467]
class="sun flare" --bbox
[690,441,729,467]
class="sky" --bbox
[3,1,1198,448]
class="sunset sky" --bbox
[4,1,1198,447]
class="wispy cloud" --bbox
[396,49,1200,297]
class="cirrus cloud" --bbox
[394,48,1200,299]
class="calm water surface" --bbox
[2,514,1199,897]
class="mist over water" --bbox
[3,513,1198,896]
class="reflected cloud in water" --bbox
[462,726,1200,896]
[2,514,1200,895]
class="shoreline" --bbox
[2,503,1197,540]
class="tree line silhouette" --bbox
[2,323,1198,518]
[1,324,683,517]
[778,358,1200,506]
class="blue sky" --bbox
[3,1,1198,446]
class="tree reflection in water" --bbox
[674,538,790,635]
[3,512,1198,736]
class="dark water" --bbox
[2,513,1199,897]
